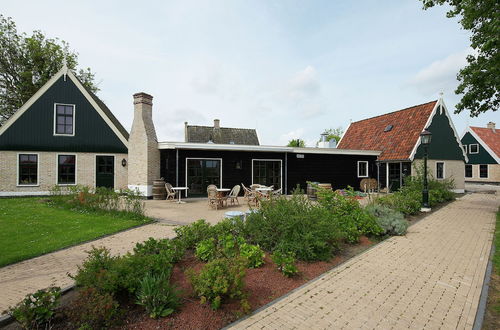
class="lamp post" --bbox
[420,129,432,211]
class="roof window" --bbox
[384,125,393,132]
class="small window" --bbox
[469,144,479,154]
[479,164,488,178]
[436,162,444,179]
[465,164,472,178]
[384,125,393,132]
[58,155,76,184]
[18,154,38,185]
[54,104,75,135]
[357,161,369,178]
[462,145,467,154]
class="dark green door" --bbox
[96,156,114,189]
[186,159,221,196]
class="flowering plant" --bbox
[7,287,61,329]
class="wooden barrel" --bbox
[307,182,318,200]
[152,178,166,200]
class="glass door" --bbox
[252,160,282,189]
[186,159,221,196]
[388,162,401,191]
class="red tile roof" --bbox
[470,126,500,159]
[337,101,437,161]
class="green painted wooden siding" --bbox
[0,76,127,153]
[414,108,464,161]
[461,132,496,164]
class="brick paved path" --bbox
[230,193,499,330]
[0,223,176,314]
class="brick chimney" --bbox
[487,122,496,131]
[127,92,160,197]
[214,119,220,129]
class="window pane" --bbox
[479,165,488,178]
[56,105,65,114]
[18,154,37,185]
[436,163,444,179]
[465,165,472,178]
[65,125,73,134]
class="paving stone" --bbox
[230,193,498,330]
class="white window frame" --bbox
[469,144,479,154]
[17,153,40,187]
[53,103,76,136]
[56,154,78,185]
[462,145,467,154]
[185,158,223,197]
[435,161,445,180]
[94,154,116,189]
[465,164,473,178]
[479,164,489,179]
[251,159,283,189]
[357,161,369,178]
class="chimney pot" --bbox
[487,122,496,130]
[133,92,153,105]
[214,119,220,129]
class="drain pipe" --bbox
[176,149,179,187]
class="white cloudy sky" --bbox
[2,0,498,146]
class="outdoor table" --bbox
[216,188,231,208]
[172,187,189,204]
[224,211,245,221]
[255,187,272,198]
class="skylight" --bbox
[384,125,393,132]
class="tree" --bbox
[287,139,306,147]
[421,0,499,116]
[0,15,99,124]
[322,127,343,143]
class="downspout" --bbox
[176,149,179,187]
[285,152,288,194]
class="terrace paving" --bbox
[229,192,499,330]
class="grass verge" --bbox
[0,197,151,267]
[483,208,500,329]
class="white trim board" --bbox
[357,160,369,178]
[0,191,51,197]
[0,65,128,148]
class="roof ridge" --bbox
[351,100,437,124]
[187,125,256,131]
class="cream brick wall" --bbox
[412,159,465,192]
[466,164,500,183]
[0,151,128,194]
[127,93,160,197]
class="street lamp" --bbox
[420,129,432,211]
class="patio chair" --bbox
[241,183,251,200]
[228,185,241,205]
[271,188,282,198]
[250,184,261,190]
[165,183,177,200]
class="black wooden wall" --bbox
[160,149,379,195]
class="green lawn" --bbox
[0,197,151,267]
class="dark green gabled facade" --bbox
[461,132,496,164]
[0,75,127,153]
[414,107,465,161]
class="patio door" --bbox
[252,159,282,189]
[186,159,221,196]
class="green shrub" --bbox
[71,246,174,296]
[8,287,61,329]
[66,287,120,329]
[240,243,265,268]
[245,190,343,261]
[195,238,217,262]
[136,272,181,319]
[365,204,408,235]
[49,185,146,219]
[187,257,247,310]
[377,174,456,215]
[174,220,214,249]
[316,186,383,241]
[134,237,186,263]
[271,251,298,277]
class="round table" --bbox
[172,187,189,203]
